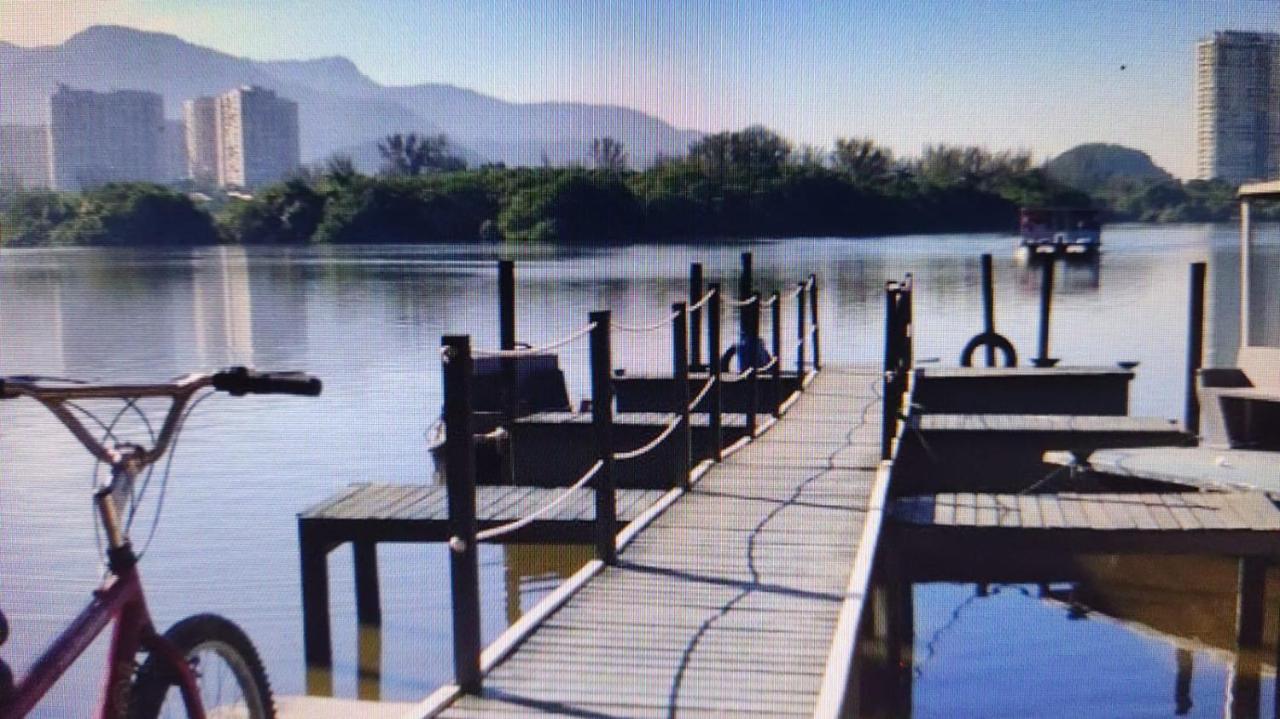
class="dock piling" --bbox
[797,282,808,376]
[353,540,381,627]
[300,525,335,674]
[690,263,704,371]
[1032,260,1058,368]
[589,311,618,565]
[740,252,753,345]
[709,284,723,462]
[771,291,782,417]
[672,302,692,489]
[810,274,822,369]
[442,334,482,694]
[1185,262,1206,436]
[499,260,517,419]
[981,255,996,367]
[747,291,760,436]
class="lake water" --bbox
[0,224,1274,715]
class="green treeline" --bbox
[0,126,1237,248]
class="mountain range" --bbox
[0,25,702,169]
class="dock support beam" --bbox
[672,302,692,488]
[709,284,723,461]
[353,540,381,627]
[1185,262,1206,437]
[300,524,335,680]
[1228,557,1266,718]
[443,335,482,694]
[590,311,618,565]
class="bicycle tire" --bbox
[129,613,275,719]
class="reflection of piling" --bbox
[1174,648,1192,716]
[689,263,704,371]
[1229,556,1266,718]
[1185,262,1206,436]
[1032,260,1058,368]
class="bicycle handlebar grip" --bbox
[213,367,323,397]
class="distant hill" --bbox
[0,25,700,167]
[1044,143,1173,193]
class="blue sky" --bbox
[5,1,1280,177]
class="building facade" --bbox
[184,96,219,185]
[214,86,300,188]
[1196,31,1280,183]
[0,124,51,189]
[48,85,165,191]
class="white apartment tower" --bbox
[184,96,219,185]
[48,85,164,190]
[1196,31,1280,183]
[214,86,300,188]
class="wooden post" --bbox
[1236,557,1266,651]
[1186,262,1207,436]
[498,260,517,419]
[746,291,760,437]
[708,284,723,462]
[1032,260,1057,368]
[353,540,381,627]
[809,274,822,370]
[672,302,692,489]
[1241,198,1252,348]
[589,311,617,565]
[882,282,899,461]
[300,524,334,673]
[771,291,782,417]
[901,274,914,370]
[690,262,704,371]
[442,335,481,693]
[739,252,753,346]
[981,254,996,367]
[796,283,808,376]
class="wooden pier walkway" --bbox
[421,366,888,718]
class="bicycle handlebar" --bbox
[212,368,323,397]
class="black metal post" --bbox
[981,254,996,367]
[796,283,808,376]
[498,260,517,419]
[672,302,691,489]
[1185,262,1207,436]
[739,252,753,344]
[442,335,481,694]
[771,291,782,417]
[708,284,723,462]
[882,282,899,461]
[690,262,704,371]
[589,311,617,565]
[1033,260,1057,368]
[902,274,914,370]
[809,274,822,370]
[746,292,760,437]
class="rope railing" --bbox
[613,310,680,334]
[688,289,715,313]
[688,377,715,411]
[613,413,682,461]
[724,294,759,308]
[758,293,778,307]
[473,460,604,542]
[472,321,597,358]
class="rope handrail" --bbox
[474,460,603,542]
[805,275,816,289]
[759,294,778,307]
[688,377,715,411]
[613,412,681,461]
[724,365,756,381]
[787,285,805,299]
[471,321,598,359]
[758,355,779,372]
[688,289,715,313]
[613,310,680,334]
[724,294,759,308]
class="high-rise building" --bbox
[184,96,219,185]
[48,85,164,190]
[1196,31,1280,183]
[214,86,300,188]
[0,124,51,189]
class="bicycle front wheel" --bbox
[129,613,275,719]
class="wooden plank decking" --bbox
[1045,447,1280,493]
[426,366,886,718]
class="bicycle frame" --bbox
[3,556,204,719]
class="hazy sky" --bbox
[5,1,1280,177]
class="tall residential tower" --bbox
[214,86,300,188]
[1196,31,1280,183]
[48,85,165,190]
[184,96,219,185]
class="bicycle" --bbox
[0,367,322,718]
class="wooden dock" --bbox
[418,366,888,718]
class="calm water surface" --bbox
[0,224,1272,715]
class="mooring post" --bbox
[589,311,618,565]
[442,335,481,694]
[771,291,782,417]
[1033,260,1057,367]
[882,281,900,460]
[739,252,753,345]
[746,291,760,437]
[796,282,808,376]
[809,274,822,370]
[690,262,704,371]
[672,301,692,489]
[981,254,996,367]
[1185,262,1207,436]
[901,274,914,370]
[353,540,381,628]
[498,260,518,419]
[708,284,723,462]
[300,524,334,674]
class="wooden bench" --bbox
[1200,346,1280,448]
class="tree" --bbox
[53,183,218,246]
[377,133,466,176]
[322,154,360,187]
[688,126,792,176]
[833,137,894,184]
[590,137,628,171]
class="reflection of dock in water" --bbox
[503,544,595,625]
